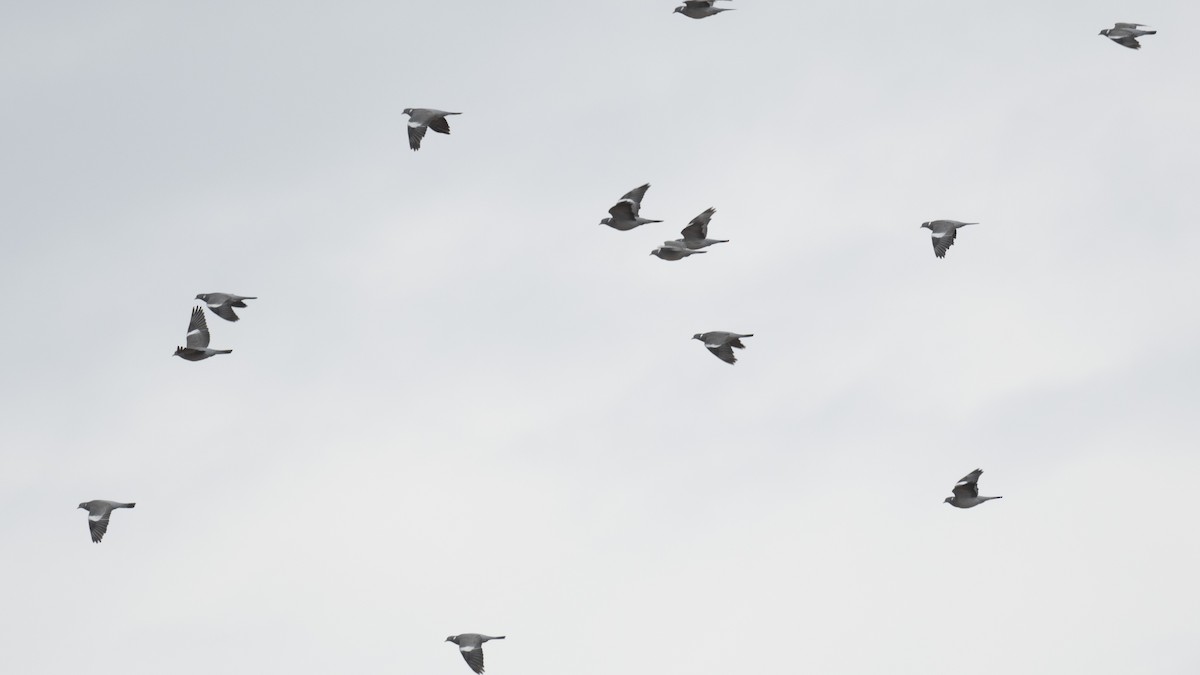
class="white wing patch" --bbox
[408,121,423,128]
[460,645,476,652]
[187,329,202,337]
[89,514,103,521]
[932,231,950,238]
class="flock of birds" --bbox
[74,11,1161,674]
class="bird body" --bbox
[693,331,753,364]
[651,241,706,260]
[403,108,462,151]
[944,469,1002,508]
[446,634,505,674]
[77,500,135,543]
[675,0,734,19]
[196,292,256,322]
[920,219,977,259]
[174,306,232,361]
[601,183,662,231]
[1100,23,1156,49]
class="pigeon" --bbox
[1099,23,1156,50]
[600,183,663,231]
[920,220,977,259]
[670,207,728,250]
[651,241,707,261]
[692,331,753,364]
[403,108,461,151]
[674,0,734,19]
[446,634,505,674]
[174,306,232,361]
[77,500,135,543]
[196,293,256,322]
[944,469,1003,509]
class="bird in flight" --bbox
[651,241,707,261]
[693,331,754,364]
[446,634,506,674]
[77,500,136,543]
[669,207,728,250]
[174,306,232,361]
[196,292,256,322]
[403,108,462,151]
[920,220,977,259]
[943,469,1003,509]
[600,183,663,231]
[1099,23,1156,50]
[674,0,735,20]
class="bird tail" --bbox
[216,349,233,354]
[643,219,664,224]
[121,503,136,508]
[1145,30,1157,35]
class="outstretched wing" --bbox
[186,307,210,349]
[681,207,716,241]
[88,511,111,543]
[1112,35,1142,49]
[707,344,737,364]
[619,183,651,207]
[931,228,957,258]
[407,124,428,150]
[952,469,983,499]
[209,303,240,322]
[460,646,486,674]
[1113,22,1147,29]
[608,200,638,221]
[428,115,453,135]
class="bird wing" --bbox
[1112,35,1142,49]
[87,509,112,543]
[931,227,957,258]
[729,337,748,349]
[707,344,737,364]
[428,114,454,135]
[618,183,651,207]
[407,124,428,151]
[1113,22,1147,29]
[683,0,717,6]
[209,303,241,322]
[459,646,486,674]
[186,307,210,349]
[608,199,638,221]
[952,470,983,499]
[681,207,716,240]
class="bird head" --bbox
[673,6,683,13]
[195,293,207,302]
[692,333,704,341]
[402,108,414,116]
[943,497,954,505]
[77,503,87,509]
[173,347,186,358]
[1098,29,1109,36]
[445,636,458,644]
[599,217,611,226]
[920,221,932,230]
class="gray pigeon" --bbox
[693,331,753,364]
[674,0,734,19]
[174,306,232,361]
[669,207,728,250]
[446,634,505,674]
[944,469,1002,509]
[403,108,462,151]
[600,183,663,231]
[651,241,707,261]
[196,292,256,322]
[77,500,135,543]
[920,220,977,259]
[1099,23,1156,50]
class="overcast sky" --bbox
[2,1,1199,673]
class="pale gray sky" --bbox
[2,1,1199,673]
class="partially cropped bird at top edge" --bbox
[174,306,231,361]
[920,220,977,259]
[944,469,1003,509]
[693,331,753,364]
[78,500,135,543]
[600,183,662,231]
[1099,22,1156,49]
[670,207,727,250]
[651,241,706,261]
[446,634,505,674]
[196,292,256,322]
[675,0,734,19]
[403,108,461,151]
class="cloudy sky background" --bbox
[2,1,1199,673]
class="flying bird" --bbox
[944,469,1003,509]
[920,220,977,259]
[196,293,256,322]
[446,634,505,674]
[1099,23,1156,50]
[174,306,232,361]
[651,241,707,261]
[77,500,135,543]
[670,207,728,250]
[693,331,753,364]
[600,183,663,231]
[674,0,735,19]
[403,108,462,151]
